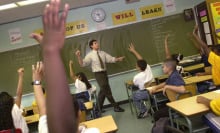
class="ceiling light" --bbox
[0,3,17,11]
[17,0,49,6]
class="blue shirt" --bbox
[166,70,185,86]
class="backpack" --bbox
[152,117,184,133]
[152,117,169,133]
[0,129,22,133]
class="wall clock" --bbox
[91,8,106,22]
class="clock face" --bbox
[91,8,106,22]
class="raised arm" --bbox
[128,43,143,60]
[164,34,172,59]
[15,68,24,108]
[188,33,202,51]
[32,62,46,116]
[69,60,77,82]
[30,0,77,132]
[192,25,210,55]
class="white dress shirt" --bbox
[12,104,29,133]
[82,50,116,72]
[133,65,154,90]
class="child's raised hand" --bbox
[75,50,81,57]
[128,43,135,52]
[193,25,198,35]
[69,60,73,65]
[32,61,44,81]
[41,0,69,52]
[165,34,170,40]
[17,68,24,76]
[30,33,43,44]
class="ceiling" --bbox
[0,0,115,25]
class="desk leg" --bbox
[169,108,174,127]
[184,116,193,133]
[125,83,133,114]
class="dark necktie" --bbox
[97,51,104,69]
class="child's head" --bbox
[0,92,15,130]
[211,45,220,56]
[136,59,147,71]
[171,53,183,64]
[75,72,92,90]
[162,59,177,74]
[89,39,99,50]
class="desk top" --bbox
[167,90,220,116]
[81,115,117,133]
[184,75,212,85]
[184,63,204,72]
[25,114,39,124]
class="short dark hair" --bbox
[171,53,183,63]
[89,39,97,49]
[137,60,147,71]
[163,59,177,71]
[211,45,220,55]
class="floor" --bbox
[102,103,153,133]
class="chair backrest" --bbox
[0,129,22,133]
[204,66,212,74]
[166,84,196,102]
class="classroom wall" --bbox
[0,0,204,107]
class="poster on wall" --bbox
[8,28,23,44]
[112,9,136,25]
[34,20,88,36]
[139,3,164,20]
[210,2,220,44]
[163,0,176,13]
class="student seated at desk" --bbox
[150,59,186,121]
[128,43,154,118]
[69,60,96,99]
[164,34,184,74]
[193,25,220,88]
[197,96,220,132]
[0,68,28,133]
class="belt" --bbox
[94,71,106,73]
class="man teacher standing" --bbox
[75,39,125,112]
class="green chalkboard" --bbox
[0,13,198,95]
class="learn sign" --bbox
[139,3,164,19]
[112,9,136,25]
[34,20,88,36]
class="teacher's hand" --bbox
[116,56,125,62]
[75,50,81,57]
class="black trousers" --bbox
[94,71,117,109]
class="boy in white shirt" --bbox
[128,43,154,118]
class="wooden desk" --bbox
[25,114,39,124]
[167,90,220,133]
[81,115,117,133]
[167,90,220,116]
[184,63,204,72]
[184,75,212,85]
